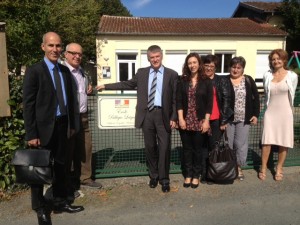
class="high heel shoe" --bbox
[191,183,199,189]
[191,178,199,189]
[183,182,191,188]
[183,178,191,188]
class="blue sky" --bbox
[120,0,282,18]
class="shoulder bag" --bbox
[207,130,238,183]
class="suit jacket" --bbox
[105,66,178,132]
[23,60,74,145]
[176,77,213,120]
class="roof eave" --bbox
[97,32,286,37]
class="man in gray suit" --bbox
[96,45,178,192]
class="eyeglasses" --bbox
[204,65,215,69]
[67,51,83,57]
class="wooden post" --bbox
[0,22,11,117]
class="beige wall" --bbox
[0,22,11,117]
[96,35,285,85]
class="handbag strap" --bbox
[223,129,229,142]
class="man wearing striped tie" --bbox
[96,45,178,192]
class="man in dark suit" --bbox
[96,45,178,192]
[23,32,84,225]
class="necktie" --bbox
[147,71,157,111]
[53,65,66,115]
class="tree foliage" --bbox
[278,0,300,53]
[0,74,25,192]
[0,0,131,192]
[0,0,51,74]
[0,0,131,74]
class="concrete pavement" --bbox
[1,167,300,225]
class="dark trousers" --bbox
[179,130,204,178]
[202,119,223,173]
[142,108,171,184]
[208,119,222,150]
[31,118,68,210]
[67,112,92,190]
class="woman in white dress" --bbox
[259,49,298,181]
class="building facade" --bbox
[96,15,286,90]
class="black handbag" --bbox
[11,149,53,185]
[207,130,238,182]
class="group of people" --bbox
[96,46,298,190]
[176,53,260,186]
[22,31,298,225]
[23,32,101,225]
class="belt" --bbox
[80,112,88,116]
[55,115,68,123]
[152,106,162,110]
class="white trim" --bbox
[115,49,139,54]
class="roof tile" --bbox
[98,15,286,37]
[241,1,281,12]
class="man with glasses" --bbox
[64,43,103,196]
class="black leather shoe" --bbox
[36,208,52,225]
[149,178,158,188]
[161,184,170,193]
[53,203,84,214]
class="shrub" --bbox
[0,74,25,192]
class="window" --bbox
[116,54,137,93]
[214,51,235,75]
[190,50,212,62]
[256,51,271,80]
[164,50,188,75]
[255,50,271,91]
[117,54,137,82]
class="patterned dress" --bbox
[185,84,201,131]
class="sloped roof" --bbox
[239,1,282,13]
[98,15,286,37]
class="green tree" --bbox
[0,0,51,75]
[0,0,131,72]
[99,0,131,16]
[47,0,131,64]
[0,0,131,192]
[278,0,300,54]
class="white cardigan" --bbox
[263,70,298,107]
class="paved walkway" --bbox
[1,167,300,225]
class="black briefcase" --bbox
[11,149,53,185]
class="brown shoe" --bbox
[81,180,103,189]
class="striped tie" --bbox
[147,71,157,111]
